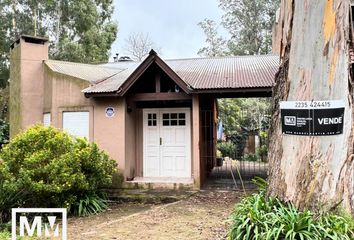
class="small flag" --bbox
[217,120,223,140]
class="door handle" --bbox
[160,137,162,145]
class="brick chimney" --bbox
[9,35,49,137]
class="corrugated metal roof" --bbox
[82,62,141,93]
[82,55,279,93]
[165,55,279,90]
[44,55,279,93]
[45,60,123,82]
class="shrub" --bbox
[0,188,28,224]
[228,131,247,158]
[229,180,354,240]
[0,125,117,218]
[0,119,9,148]
[217,141,236,158]
[243,153,258,162]
[0,230,10,239]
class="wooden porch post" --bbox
[192,95,201,188]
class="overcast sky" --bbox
[110,0,225,61]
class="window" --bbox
[162,113,186,126]
[43,113,51,127]
[63,112,89,139]
[148,113,157,126]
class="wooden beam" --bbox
[155,72,161,93]
[128,92,192,101]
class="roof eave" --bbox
[193,86,273,93]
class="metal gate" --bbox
[202,105,271,190]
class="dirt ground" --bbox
[68,190,243,240]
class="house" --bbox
[9,35,278,189]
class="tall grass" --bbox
[229,178,354,240]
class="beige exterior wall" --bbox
[9,42,22,137]
[125,106,136,179]
[135,109,144,177]
[91,98,125,174]
[10,38,48,137]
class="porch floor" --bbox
[131,177,194,184]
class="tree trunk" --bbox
[268,0,354,213]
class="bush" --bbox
[0,230,10,239]
[228,131,248,158]
[229,179,354,240]
[0,125,117,219]
[217,141,236,158]
[243,153,258,162]
[0,119,8,148]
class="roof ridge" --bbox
[164,54,278,61]
[45,59,119,70]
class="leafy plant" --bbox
[217,141,236,158]
[71,193,108,216]
[229,187,354,240]
[0,119,8,148]
[0,230,10,239]
[243,153,258,162]
[228,131,248,158]
[0,188,28,224]
[252,177,268,192]
[0,125,118,215]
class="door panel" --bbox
[143,109,191,178]
[143,111,160,177]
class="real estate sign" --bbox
[280,100,345,136]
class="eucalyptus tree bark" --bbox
[268,0,354,213]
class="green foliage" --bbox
[0,119,9,148]
[229,191,354,240]
[0,87,9,148]
[218,99,242,136]
[0,230,10,239]
[0,125,117,219]
[218,98,271,136]
[198,19,227,57]
[257,130,269,161]
[217,141,236,158]
[0,0,118,87]
[0,188,28,224]
[72,193,108,216]
[228,131,248,158]
[198,0,279,56]
[252,176,268,192]
[220,0,279,55]
[243,153,258,162]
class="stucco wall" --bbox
[20,40,48,129]
[9,43,21,137]
[9,38,48,137]
[91,98,125,173]
[125,107,136,179]
[43,67,53,112]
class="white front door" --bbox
[143,108,191,178]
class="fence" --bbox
[202,103,271,190]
